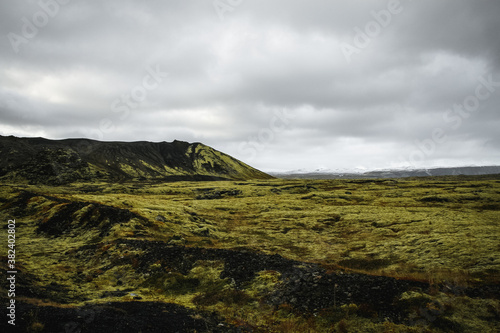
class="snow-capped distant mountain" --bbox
[269,166,500,179]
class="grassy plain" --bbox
[1,175,499,332]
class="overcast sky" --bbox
[1,0,499,172]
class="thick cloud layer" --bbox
[1,0,499,171]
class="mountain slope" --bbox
[0,135,272,184]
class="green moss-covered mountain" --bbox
[0,135,272,184]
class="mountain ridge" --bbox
[0,135,273,184]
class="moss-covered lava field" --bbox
[1,175,499,332]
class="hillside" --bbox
[0,135,272,184]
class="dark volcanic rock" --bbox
[269,269,429,321]
[6,301,238,333]
[195,189,243,200]
[111,240,432,321]
[119,239,298,285]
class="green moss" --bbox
[1,175,499,332]
[246,270,282,297]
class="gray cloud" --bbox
[1,0,499,171]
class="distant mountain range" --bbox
[270,166,500,179]
[0,135,272,184]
